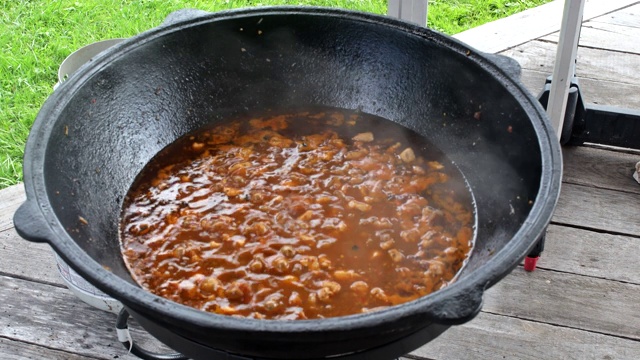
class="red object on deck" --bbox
[524,256,540,272]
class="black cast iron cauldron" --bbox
[13,7,561,360]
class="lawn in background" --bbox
[0,0,551,189]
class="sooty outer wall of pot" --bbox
[36,9,551,358]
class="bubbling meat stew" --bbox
[120,109,475,320]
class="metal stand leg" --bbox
[524,233,546,272]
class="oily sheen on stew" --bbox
[120,110,475,320]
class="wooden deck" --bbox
[2,2,640,359]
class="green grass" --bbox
[0,0,550,189]
[428,0,551,34]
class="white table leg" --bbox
[546,0,586,139]
[387,0,428,27]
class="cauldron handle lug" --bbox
[426,284,485,325]
[160,9,212,28]
[13,200,53,244]
[482,53,522,80]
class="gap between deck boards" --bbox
[0,337,103,360]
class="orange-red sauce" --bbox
[120,110,475,320]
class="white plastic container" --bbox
[55,254,122,313]
[54,38,124,89]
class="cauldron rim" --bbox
[17,4,561,345]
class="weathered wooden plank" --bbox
[500,40,557,74]
[517,68,549,97]
[483,268,640,340]
[591,3,640,28]
[452,0,640,53]
[0,183,25,232]
[0,337,99,360]
[517,67,640,109]
[2,217,639,355]
[2,272,639,360]
[570,76,640,108]
[542,21,640,54]
[553,183,640,236]
[518,67,632,107]
[562,146,640,194]
[0,275,175,360]
[541,224,640,284]
[412,312,640,360]
[5,214,639,332]
[0,227,62,286]
[502,40,640,85]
